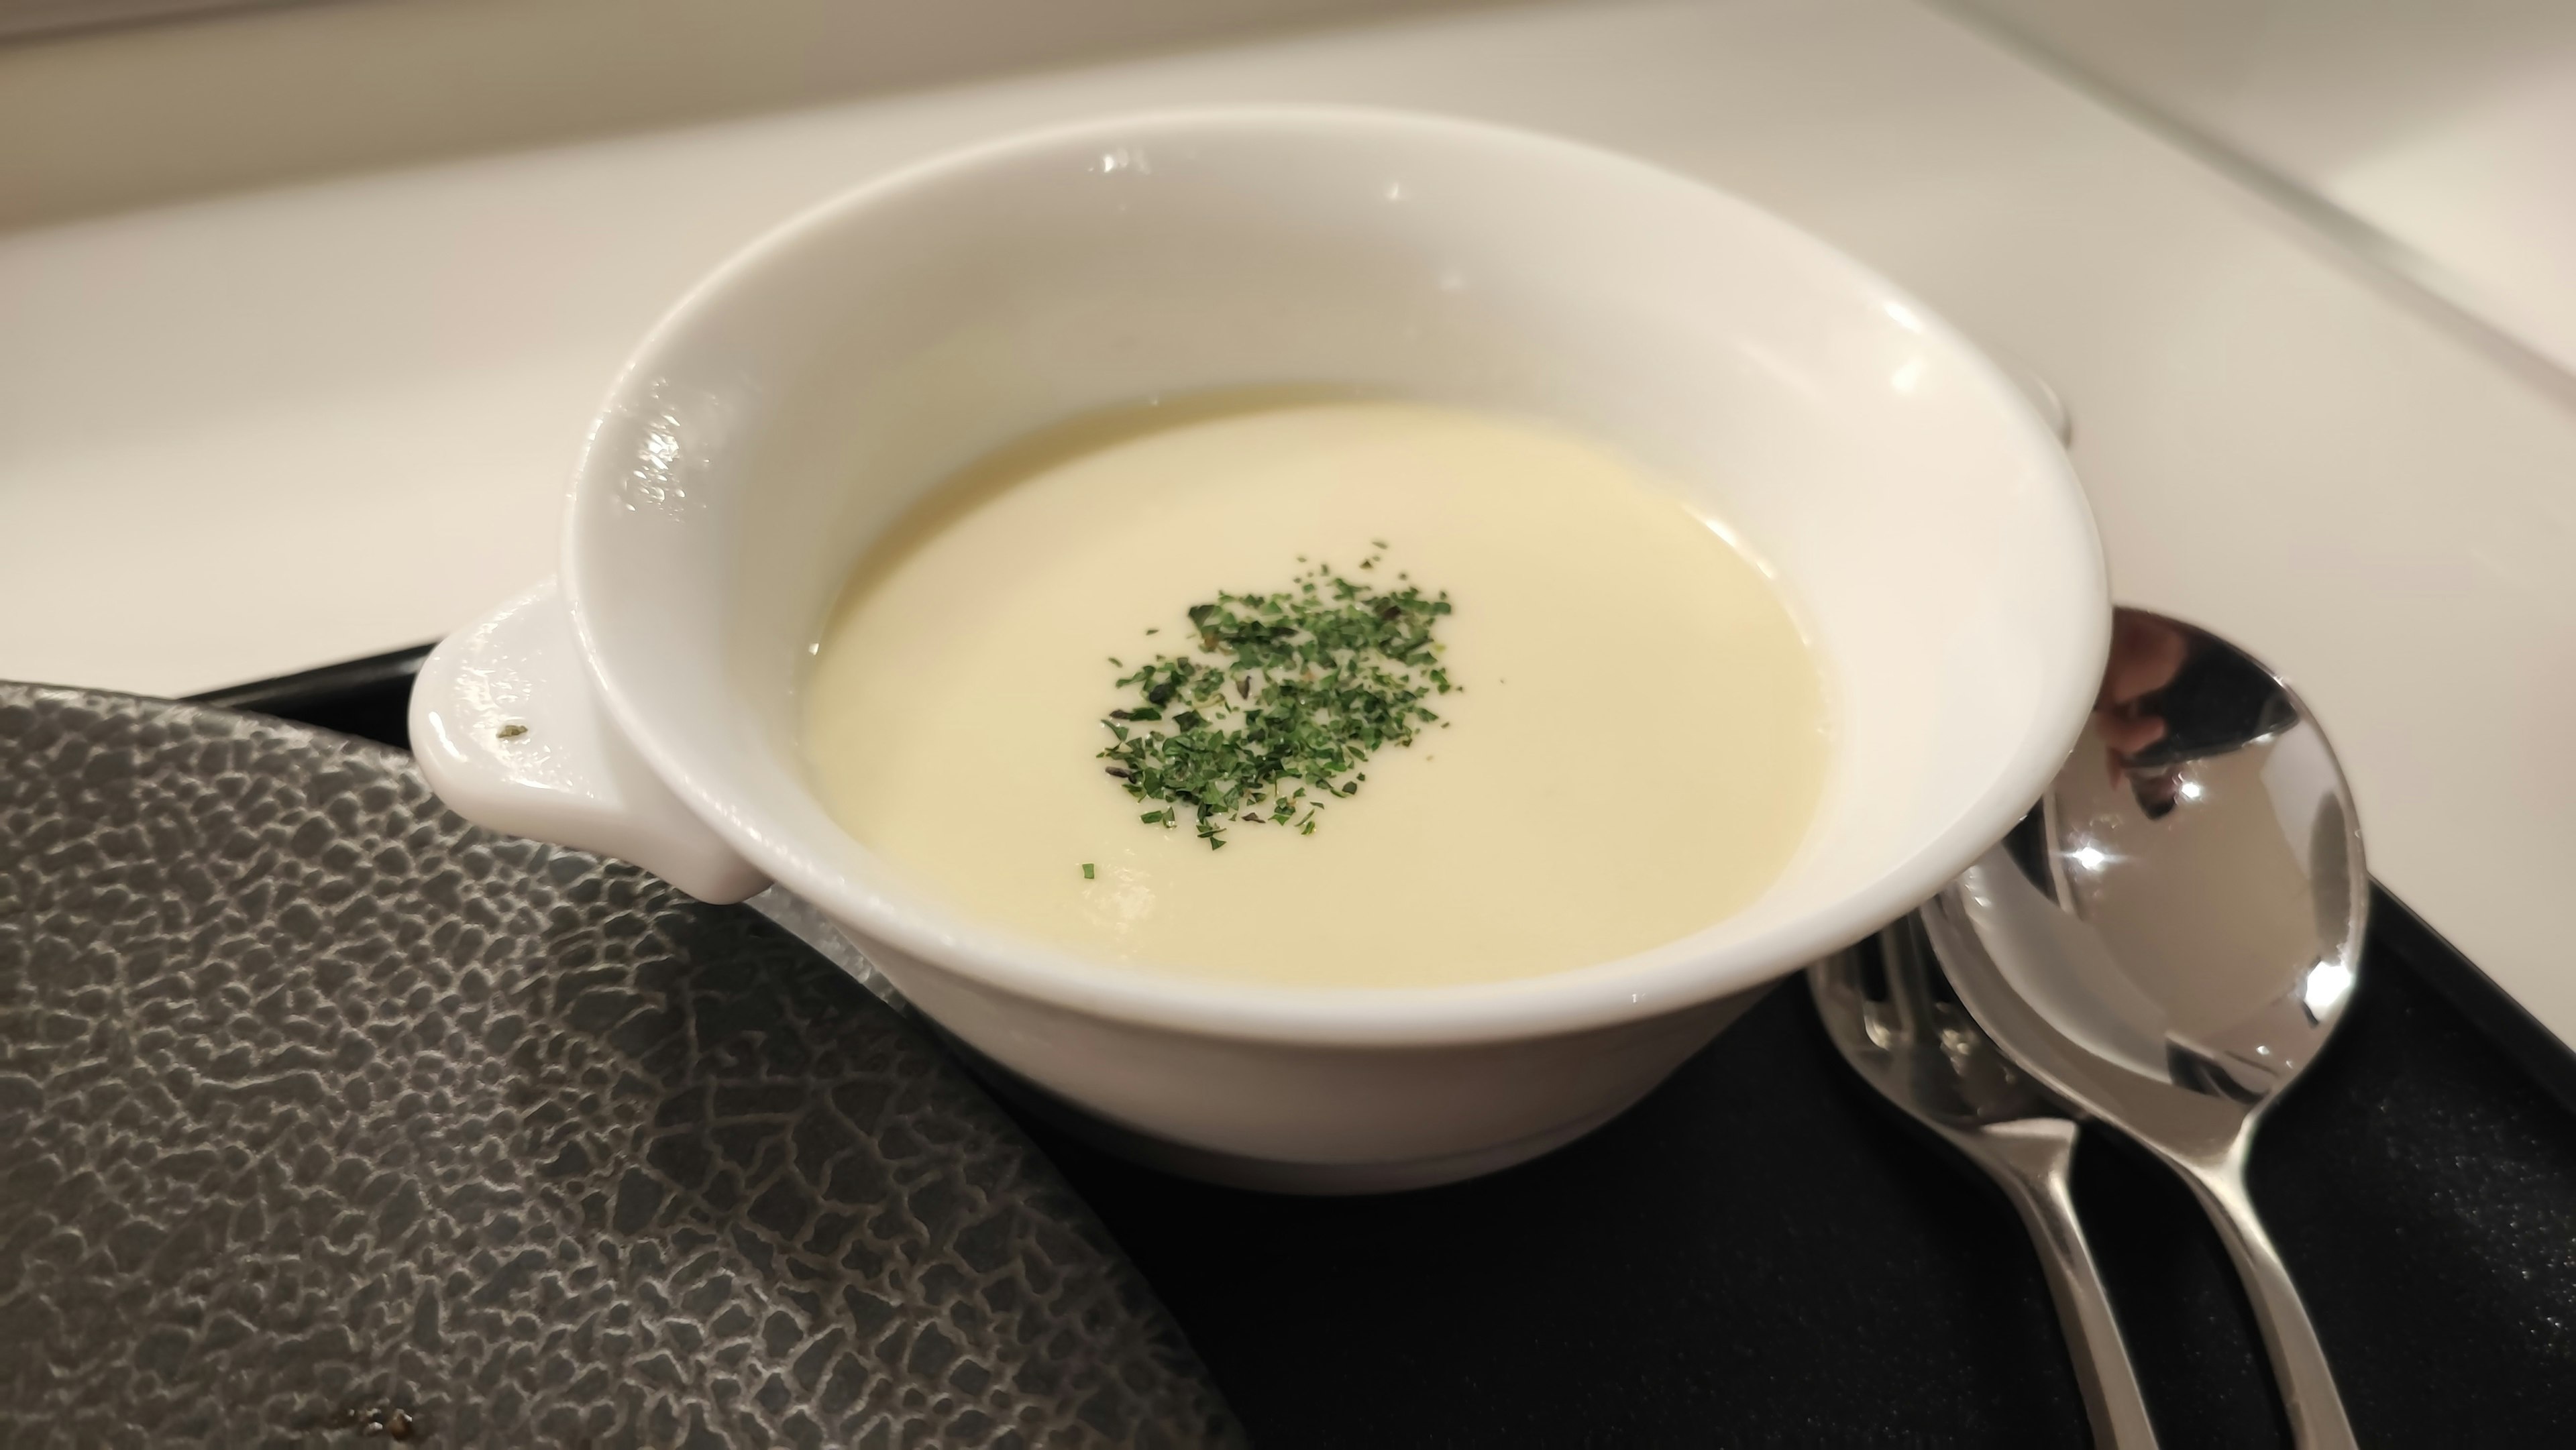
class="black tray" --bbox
[203,649,2576,1445]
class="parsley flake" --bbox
[1098,550,1453,849]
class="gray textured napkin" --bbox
[0,684,1240,1449]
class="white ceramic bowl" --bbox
[411,107,2107,1192]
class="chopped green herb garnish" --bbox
[1081,862,1095,879]
[1098,551,1453,849]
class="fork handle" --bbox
[1973,1120,2161,1449]
[2182,1154,2357,1450]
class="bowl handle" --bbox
[407,578,771,903]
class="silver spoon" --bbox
[1922,607,2363,1449]
[1811,918,2159,1448]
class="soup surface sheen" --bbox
[804,398,1829,988]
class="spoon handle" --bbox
[1971,1121,2160,1449]
[2183,1157,2357,1449]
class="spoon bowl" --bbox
[1924,607,2364,1447]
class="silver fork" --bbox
[1810,916,2159,1449]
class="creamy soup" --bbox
[803,397,1829,988]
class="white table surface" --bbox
[6,0,2573,1045]
[1951,0,2576,383]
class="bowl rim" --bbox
[566,103,2111,1048]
